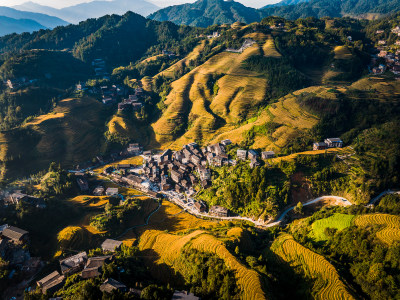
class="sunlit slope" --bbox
[139,230,268,300]
[152,43,269,148]
[210,89,319,151]
[271,234,355,300]
[355,214,400,245]
[155,40,208,80]
[0,97,107,179]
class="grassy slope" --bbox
[271,234,355,300]
[0,97,109,180]
[312,213,355,241]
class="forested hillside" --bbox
[261,0,400,19]
[148,0,263,27]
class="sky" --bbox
[0,0,280,9]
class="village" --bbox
[0,134,344,299]
[72,136,344,223]
[370,26,400,76]
[0,223,198,299]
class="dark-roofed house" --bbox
[60,252,87,275]
[248,149,259,160]
[2,226,29,244]
[81,256,112,279]
[160,149,173,162]
[221,139,232,146]
[100,278,128,293]
[102,239,123,252]
[172,290,200,300]
[262,151,275,159]
[313,142,327,151]
[194,201,206,213]
[37,271,65,294]
[77,178,89,191]
[106,188,119,196]
[93,186,105,196]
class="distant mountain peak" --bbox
[13,0,160,24]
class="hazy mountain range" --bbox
[1,0,399,37]
[12,0,160,23]
[0,15,46,35]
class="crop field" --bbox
[354,214,400,245]
[262,35,281,57]
[226,227,254,251]
[271,234,355,300]
[349,77,400,98]
[107,115,133,137]
[334,46,352,60]
[156,40,207,79]
[152,44,270,148]
[135,201,220,235]
[210,93,319,152]
[311,213,355,241]
[139,230,267,300]
[57,226,93,251]
[94,155,144,173]
[68,195,110,208]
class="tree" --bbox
[294,201,303,214]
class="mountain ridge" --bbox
[13,0,160,24]
[0,15,46,36]
[0,6,67,28]
[149,0,400,26]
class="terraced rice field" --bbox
[271,234,355,300]
[137,201,219,234]
[57,226,91,250]
[210,94,319,152]
[156,40,208,79]
[334,46,352,60]
[226,227,254,251]
[152,44,269,148]
[311,213,354,241]
[139,230,267,300]
[69,195,111,207]
[354,214,400,245]
[262,35,281,57]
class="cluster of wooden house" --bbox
[144,140,235,193]
[206,31,220,39]
[372,28,400,76]
[3,191,46,208]
[35,237,199,298]
[118,88,144,112]
[236,148,275,168]
[101,84,126,105]
[313,138,343,151]
[36,239,125,294]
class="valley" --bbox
[0,6,400,300]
